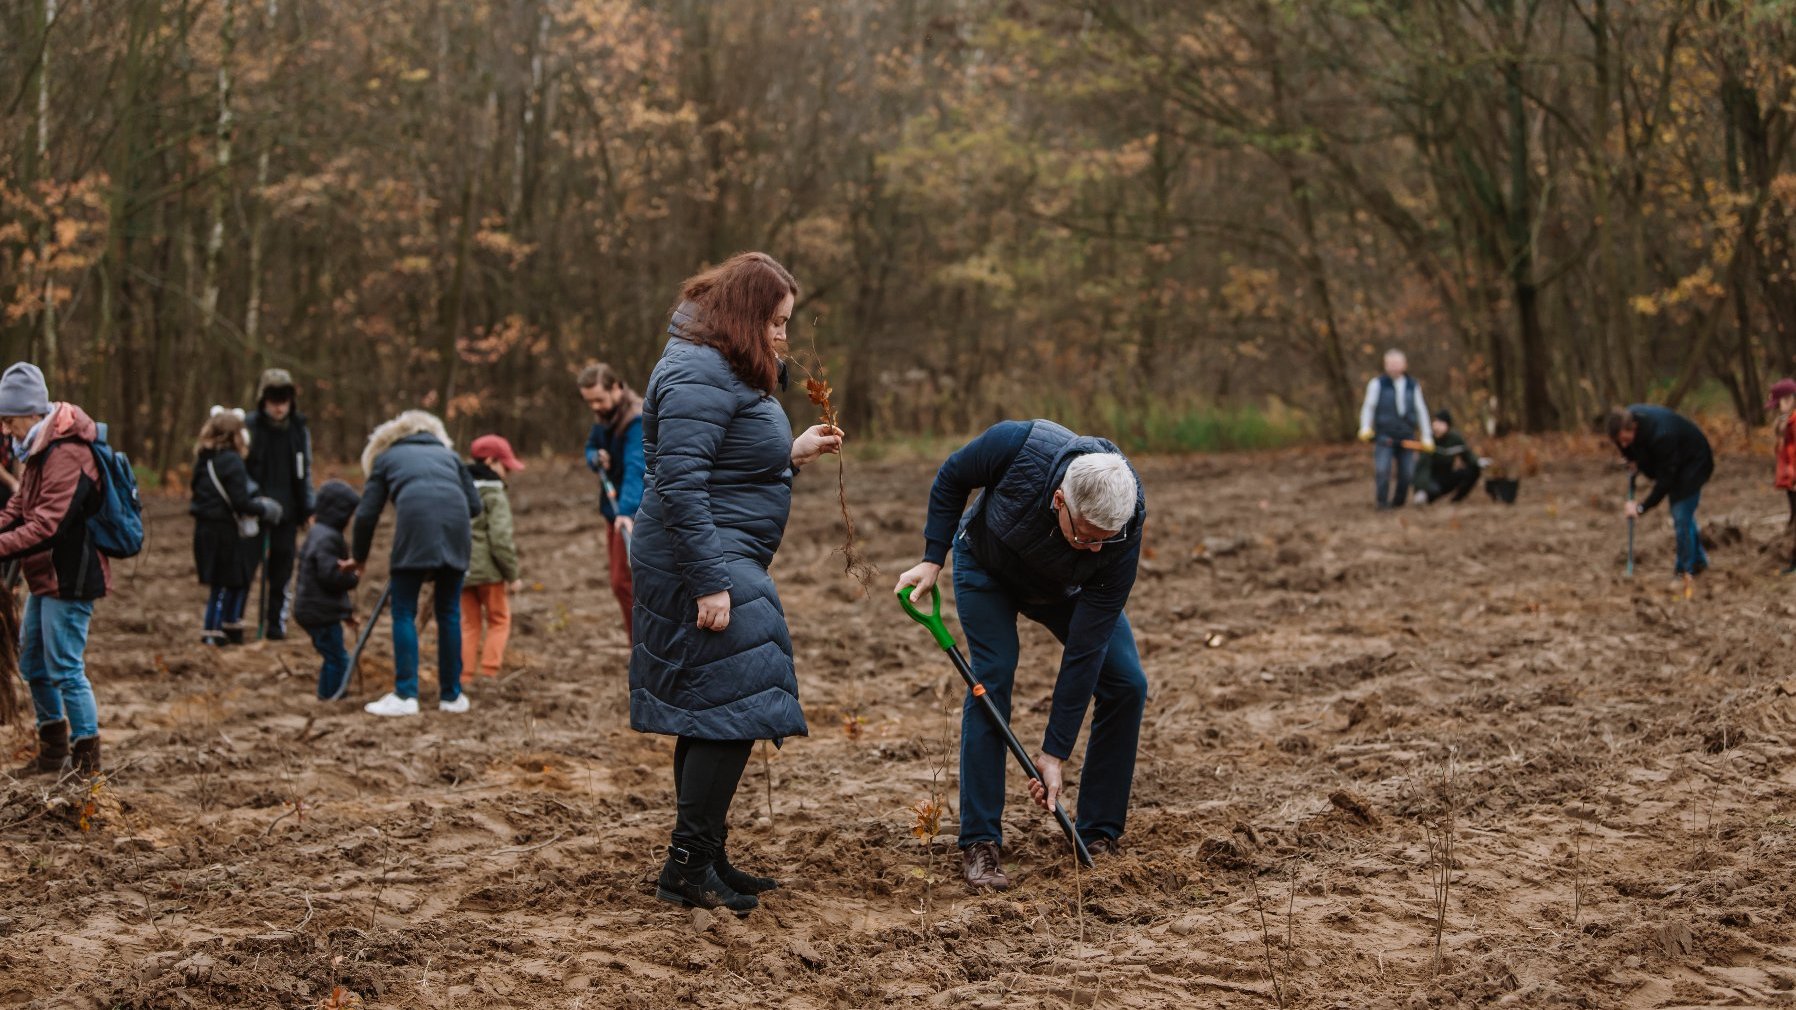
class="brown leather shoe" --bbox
[1086,837,1122,858]
[962,841,1010,891]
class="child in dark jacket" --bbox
[296,480,363,700]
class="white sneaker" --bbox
[364,693,420,717]
[439,694,470,714]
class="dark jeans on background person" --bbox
[307,622,350,700]
[1373,437,1416,508]
[260,521,300,634]
[204,586,249,633]
[389,566,465,702]
[952,538,1147,848]
[671,736,754,854]
[1424,467,1481,504]
[21,595,97,740]
[1669,492,1708,575]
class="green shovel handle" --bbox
[896,585,956,652]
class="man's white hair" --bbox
[1061,454,1137,533]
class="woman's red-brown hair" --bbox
[674,251,797,394]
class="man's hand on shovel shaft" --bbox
[1623,500,1641,519]
[1028,753,1064,813]
[895,562,942,604]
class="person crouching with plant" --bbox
[191,409,283,647]
[349,410,483,717]
[630,252,843,917]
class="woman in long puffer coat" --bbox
[629,251,843,916]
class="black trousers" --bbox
[671,737,754,855]
[1785,491,1796,564]
[1424,467,1481,504]
[260,521,299,630]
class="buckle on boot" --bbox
[669,845,694,866]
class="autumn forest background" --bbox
[3,0,1794,473]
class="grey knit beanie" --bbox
[0,363,52,418]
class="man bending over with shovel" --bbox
[895,420,1147,891]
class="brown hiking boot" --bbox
[17,720,69,776]
[962,841,1010,891]
[71,735,101,777]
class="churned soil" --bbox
[3,436,1794,1009]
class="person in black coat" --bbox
[630,253,842,916]
[245,368,315,640]
[1608,405,1715,585]
[191,411,281,646]
[295,480,362,701]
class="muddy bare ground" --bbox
[3,440,1795,1009]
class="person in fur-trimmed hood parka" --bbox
[349,410,483,718]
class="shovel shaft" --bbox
[899,585,1094,867]
[348,582,394,685]
[943,643,1093,867]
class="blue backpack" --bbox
[86,422,145,559]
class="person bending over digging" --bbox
[1608,405,1714,593]
[578,363,644,640]
[894,420,1148,892]
[630,252,842,917]
[349,410,483,717]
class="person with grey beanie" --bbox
[0,362,112,777]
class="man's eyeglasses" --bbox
[1060,503,1130,547]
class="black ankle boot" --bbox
[716,841,778,895]
[656,845,757,916]
[223,626,245,646]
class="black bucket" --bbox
[1485,477,1519,504]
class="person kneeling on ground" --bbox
[462,434,524,678]
[1608,404,1714,591]
[350,410,483,717]
[295,480,363,701]
[0,363,112,776]
[895,419,1149,892]
[1412,410,1482,505]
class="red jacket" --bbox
[0,403,111,600]
[1779,414,1796,491]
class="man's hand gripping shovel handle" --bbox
[898,585,1094,868]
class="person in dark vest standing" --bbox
[1357,349,1433,510]
[894,420,1149,892]
[578,362,644,640]
[245,368,315,639]
[1608,405,1714,593]
[630,252,842,917]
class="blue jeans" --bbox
[1669,492,1708,575]
[952,539,1147,847]
[20,595,97,739]
[308,622,350,701]
[1374,437,1416,508]
[389,567,465,702]
[204,586,249,632]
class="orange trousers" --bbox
[460,582,512,677]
